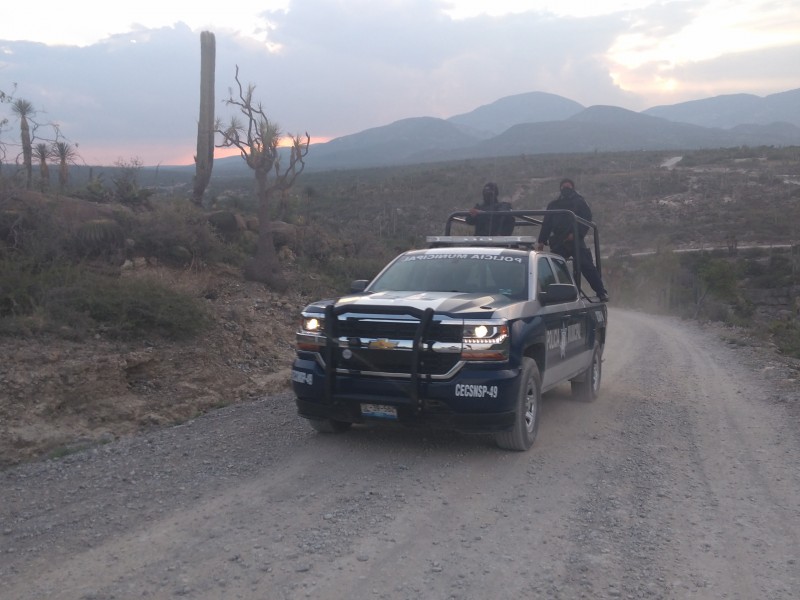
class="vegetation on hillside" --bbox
[0,193,234,340]
[1,146,799,355]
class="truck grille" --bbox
[335,316,462,376]
[337,318,462,343]
[338,348,460,375]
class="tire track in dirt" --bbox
[2,309,798,599]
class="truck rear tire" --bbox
[495,357,541,451]
[571,344,602,402]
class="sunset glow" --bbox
[2,1,796,166]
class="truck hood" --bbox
[325,290,515,317]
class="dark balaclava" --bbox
[482,182,499,205]
[559,178,576,198]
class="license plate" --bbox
[360,403,398,420]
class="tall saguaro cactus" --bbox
[192,31,216,206]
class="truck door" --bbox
[537,256,572,388]
[551,256,592,374]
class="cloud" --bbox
[671,44,800,89]
[1,25,200,162]
[619,42,800,107]
[1,0,797,166]
[243,4,636,127]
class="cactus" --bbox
[192,31,216,206]
[74,219,125,255]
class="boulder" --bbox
[270,221,297,248]
[207,210,247,241]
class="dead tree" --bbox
[215,66,309,289]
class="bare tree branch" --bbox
[214,66,310,287]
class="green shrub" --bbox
[297,255,388,296]
[65,274,209,339]
[72,174,113,203]
[0,256,48,317]
[743,254,794,289]
[0,259,208,340]
[129,200,243,267]
[769,320,800,358]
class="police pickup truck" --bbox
[291,210,608,451]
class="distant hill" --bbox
[642,88,800,128]
[436,107,737,158]
[174,87,800,175]
[305,117,481,170]
[446,91,585,136]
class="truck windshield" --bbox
[370,252,529,300]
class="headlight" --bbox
[463,323,507,344]
[301,316,324,332]
[297,313,326,351]
[461,320,509,361]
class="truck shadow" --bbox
[303,385,591,455]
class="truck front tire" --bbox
[495,357,541,451]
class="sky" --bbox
[1,0,799,166]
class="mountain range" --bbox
[208,88,800,174]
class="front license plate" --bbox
[360,403,398,420]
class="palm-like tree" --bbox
[54,141,78,191]
[33,142,53,191]
[11,99,34,189]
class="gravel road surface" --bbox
[2,308,799,600]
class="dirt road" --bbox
[2,309,799,600]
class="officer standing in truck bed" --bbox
[535,178,609,302]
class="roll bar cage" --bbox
[428,209,603,295]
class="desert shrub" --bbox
[0,258,208,340]
[0,202,62,261]
[741,254,794,289]
[0,256,46,317]
[699,297,734,323]
[692,255,738,298]
[111,158,153,208]
[129,200,243,267]
[72,174,113,203]
[769,320,800,358]
[1,200,135,265]
[212,190,257,213]
[60,274,208,339]
[297,255,389,296]
[607,251,748,322]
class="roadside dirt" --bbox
[1,308,799,599]
[0,264,309,467]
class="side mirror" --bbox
[350,279,369,293]
[539,283,578,305]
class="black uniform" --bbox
[466,182,515,236]
[537,187,608,300]
[466,200,515,235]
